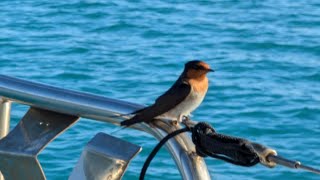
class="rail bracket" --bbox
[0,108,79,180]
[70,132,142,180]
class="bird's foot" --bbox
[149,122,156,128]
[181,116,195,129]
[169,120,178,126]
[182,115,191,122]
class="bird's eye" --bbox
[193,65,202,70]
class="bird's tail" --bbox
[120,116,144,126]
[113,117,142,135]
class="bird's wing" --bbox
[153,79,191,113]
[120,78,191,126]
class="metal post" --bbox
[0,98,11,138]
[0,98,11,180]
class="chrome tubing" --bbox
[0,100,11,180]
[0,75,210,180]
[0,99,11,138]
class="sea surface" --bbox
[1,0,320,179]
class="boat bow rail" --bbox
[0,75,210,180]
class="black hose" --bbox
[139,127,190,180]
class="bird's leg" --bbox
[168,115,181,127]
[149,121,156,128]
[181,115,193,129]
[177,114,184,123]
[153,117,177,127]
[170,120,178,127]
[179,114,189,123]
[182,115,190,122]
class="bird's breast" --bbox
[188,77,208,93]
[161,89,206,119]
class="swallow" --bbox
[120,60,213,127]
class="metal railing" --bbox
[0,75,210,180]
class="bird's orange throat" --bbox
[188,76,208,94]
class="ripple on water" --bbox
[53,72,94,80]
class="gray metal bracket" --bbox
[0,107,79,180]
[70,133,142,180]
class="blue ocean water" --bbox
[1,0,320,179]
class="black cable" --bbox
[139,127,190,180]
[191,122,260,167]
[140,122,260,179]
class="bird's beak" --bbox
[208,68,215,72]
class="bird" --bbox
[120,60,213,127]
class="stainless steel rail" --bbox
[0,75,210,180]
